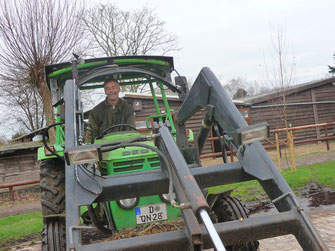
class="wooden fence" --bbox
[199,122,335,167]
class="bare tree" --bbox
[84,4,179,57]
[0,0,85,141]
[0,81,44,133]
[328,53,335,74]
[83,4,179,93]
[222,77,263,99]
[0,135,8,145]
[263,27,297,170]
[265,27,296,129]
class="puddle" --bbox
[300,183,335,208]
[248,183,335,216]
[307,191,335,207]
[247,201,276,215]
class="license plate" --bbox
[135,203,168,224]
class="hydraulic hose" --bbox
[42,122,65,161]
[87,205,114,235]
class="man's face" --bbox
[104,81,120,103]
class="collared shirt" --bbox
[89,98,135,138]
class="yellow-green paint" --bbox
[159,82,176,133]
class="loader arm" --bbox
[174,67,328,250]
[59,64,327,250]
[176,67,273,181]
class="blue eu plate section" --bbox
[135,207,141,215]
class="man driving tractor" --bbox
[89,78,135,137]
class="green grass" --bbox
[208,160,335,201]
[0,211,43,242]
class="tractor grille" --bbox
[113,157,161,173]
[148,157,160,168]
[113,159,144,173]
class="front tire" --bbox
[41,218,66,251]
[212,195,259,250]
[40,159,66,251]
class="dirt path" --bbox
[201,145,335,169]
[273,151,335,169]
[8,240,41,251]
[259,207,335,250]
[0,201,41,218]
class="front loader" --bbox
[38,56,328,250]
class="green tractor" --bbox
[39,56,188,242]
[38,56,326,251]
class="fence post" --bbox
[288,129,296,171]
[9,186,15,202]
[325,125,330,151]
[275,133,281,170]
[230,145,234,162]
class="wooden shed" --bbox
[0,142,41,185]
[236,77,335,142]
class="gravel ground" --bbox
[0,201,41,218]
[259,207,335,250]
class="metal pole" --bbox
[275,133,281,170]
[289,130,296,171]
[159,82,176,132]
[325,125,330,150]
[149,83,162,121]
[199,209,226,251]
[64,80,81,250]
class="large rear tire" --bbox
[40,159,66,250]
[40,159,65,216]
[212,195,259,251]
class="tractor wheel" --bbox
[211,195,259,251]
[40,159,65,216]
[41,218,66,251]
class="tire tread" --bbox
[40,159,65,216]
[212,195,259,251]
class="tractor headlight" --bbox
[64,145,102,165]
[116,197,139,210]
[236,122,270,145]
[160,193,176,203]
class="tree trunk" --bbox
[38,80,56,143]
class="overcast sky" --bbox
[2,0,335,138]
[109,0,335,85]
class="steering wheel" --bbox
[99,123,139,138]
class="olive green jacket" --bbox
[89,98,135,137]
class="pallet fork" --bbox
[63,67,328,250]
